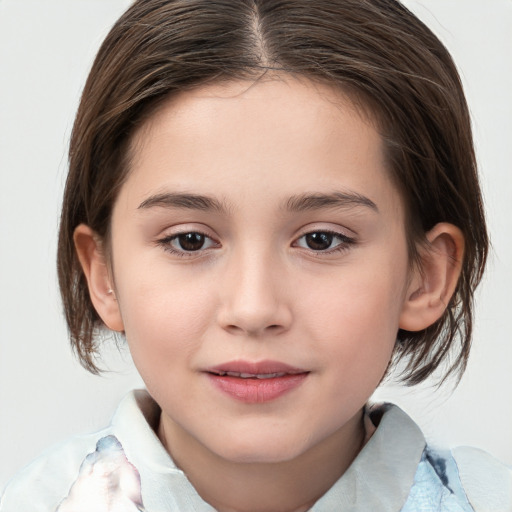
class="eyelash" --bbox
[156,231,219,257]
[293,230,356,254]
[156,229,356,258]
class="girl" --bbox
[1,0,510,510]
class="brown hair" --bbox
[58,0,488,383]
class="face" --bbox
[108,77,411,464]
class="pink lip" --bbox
[205,360,309,404]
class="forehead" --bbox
[131,76,381,158]
[122,76,400,220]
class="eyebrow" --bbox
[284,191,378,213]
[137,190,378,214]
[138,192,228,213]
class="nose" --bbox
[216,247,292,337]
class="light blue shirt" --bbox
[1,391,510,511]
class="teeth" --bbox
[214,371,286,379]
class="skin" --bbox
[75,76,464,512]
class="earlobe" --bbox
[399,223,464,332]
[73,224,125,332]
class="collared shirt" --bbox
[1,390,511,511]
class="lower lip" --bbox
[206,373,308,403]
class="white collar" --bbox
[112,390,425,511]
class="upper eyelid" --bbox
[155,222,357,243]
[157,227,355,241]
[165,229,213,238]
[158,224,218,239]
[297,228,352,237]
[293,230,355,246]
[294,223,357,239]
[154,227,221,254]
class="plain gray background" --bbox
[1,0,511,491]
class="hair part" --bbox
[58,0,488,383]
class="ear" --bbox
[73,224,124,332]
[399,223,464,332]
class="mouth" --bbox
[208,370,291,379]
[205,360,309,403]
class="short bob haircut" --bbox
[58,0,488,384]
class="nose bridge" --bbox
[218,241,291,336]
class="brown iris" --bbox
[177,233,206,251]
[304,232,334,250]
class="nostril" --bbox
[226,324,244,333]
[223,323,284,336]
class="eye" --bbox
[294,231,354,252]
[158,231,219,254]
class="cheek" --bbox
[113,260,217,369]
[299,258,407,377]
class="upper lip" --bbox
[206,360,308,377]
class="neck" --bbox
[158,409,366,512]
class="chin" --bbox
[210,433,309,465]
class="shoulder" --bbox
[0,390,158,512]
[367,403,512,512]
[404,445,512,512]
[0,429,111,512]
[452,446,512,512]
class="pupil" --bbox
[306,232,333,250]
[179,233,205,251]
